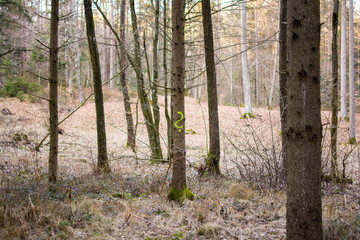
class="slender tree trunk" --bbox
[286,0,323,238]
[240,1,251,115]
[340,0,348,120]
[168,0,193,201]
[129,0,163,160]
[255,1,261,106]
[84,0,110,173]
[163,0,172,160]
[103,0,110,83]
[109,0,115,89]
[331,0,340,180]
[49,0,59,183]
[75,1,84,103]
[201,0,220,174]
[349,0,356,143]
[269,33,279,108]
[279,0,287,184]
[152,0,161,141]
[119,0,136,150]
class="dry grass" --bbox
[1,91,360,239]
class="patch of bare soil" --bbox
[0,90,360,239]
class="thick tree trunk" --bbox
[129,0,163,160]
[349,0,356,143]
[49,0,59,183]
[201,0,220,174]
[168,0,193,201]
[119,0,135,150]
[340,0,348,121]
[286,0,323,238]
[331,0,340,179]
[240,1,251,115]
[84,0,110,173]
[279,0,287,184]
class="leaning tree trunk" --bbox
[168,0,194,201]
[48,0,59,183]
[240,1,251,116]
[118,0,136,150]
[129,0,163,161]
[340,0,348,121]
[279,0,287,184]
[286,0,323,238]
[331,0,339,180]
[84,0,110,173]
[201,0,220,175]
[349,0,356,143]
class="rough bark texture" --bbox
[168,0,187,199]
[48,0,59,183]
[279,0,287,184]
[240,1,251,115]
[129,0,163,161]
[119,0,136,150]
[349,0,355,143]
[285,0,323,238]
[201,0,220,175]
[331,0,339,179]
[84,0,110,173]
[340,0,348,121]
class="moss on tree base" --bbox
[168,185,195,202]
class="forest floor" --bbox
[1,89,360,239]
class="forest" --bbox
[1,0,360,239]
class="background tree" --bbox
[286,0,323,238]
[349,0,356,143]
[48,0,60,183]
[340,0,348,121]
[201,0,220,174]
[84,0,110,173]
[331,0,340,180]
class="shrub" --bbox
[1,75,43,101]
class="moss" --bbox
[240,112,256,119]
[168,185,194,202]
[348,137,357,145]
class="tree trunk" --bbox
[152,0,161,143]
[168,0,193,201]
[255,1,261,106]
[129,0,163,160]
[49,0,59,183]
[340,0,348,121]
[74,0,84,103]
[349,0,356,143]
[118,0,136,150]
[331,0,340,180]
[279,0,287,184]
[84,0,110,173]
[269,32,279,108]
[201,0,220,174]
[163,0,172,160]
[109,0,115,89]
[286,0,323,238]
[240,1,251,116]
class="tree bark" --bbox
[168,0,191,201]
[119,0,136,150]
[331,0,340,179]
[129,0,163,160]
[340,0,348,121]
[349,0,355,143]
[286,0,323,238]
[84,0,110,173]
[49,0,59,183]
[74,0,84,103]
[201,0,220,174]
[279,0,287,184]
[255,1,261,106]
[240,1,251,115]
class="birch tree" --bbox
[340,0,348,121]
[240,0,252,117]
